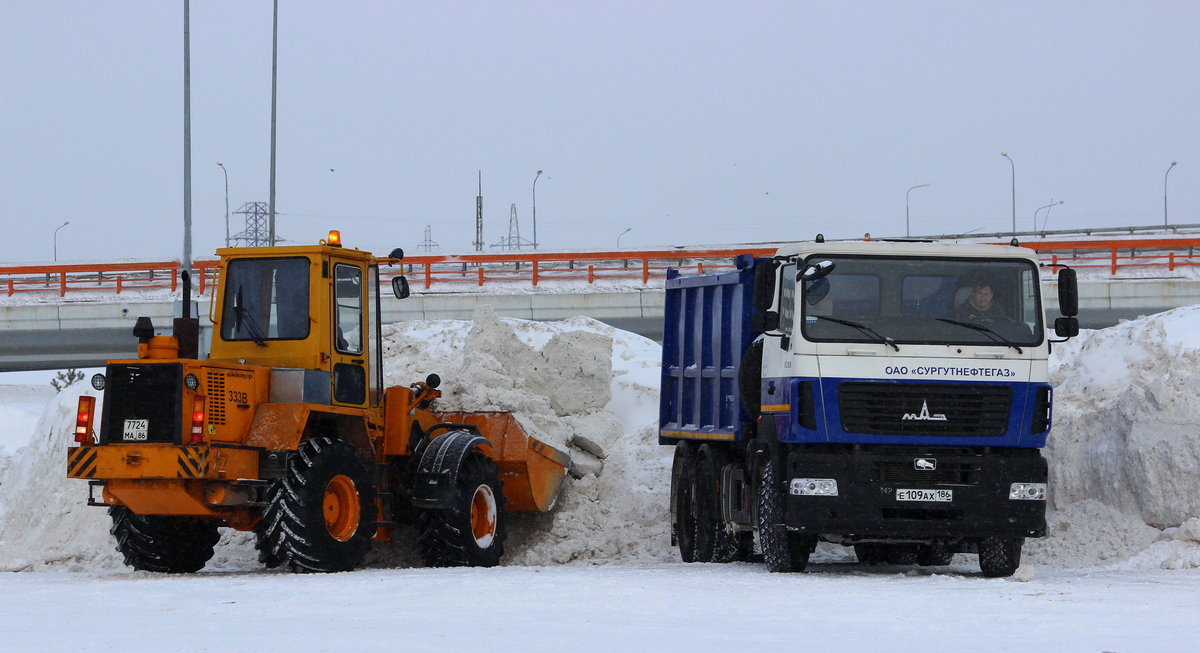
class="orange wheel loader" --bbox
[67,232,568,572]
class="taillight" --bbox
[191,395,206,444]
[75,396,96,444]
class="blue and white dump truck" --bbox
[660,239,1079,577]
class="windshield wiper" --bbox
[935,317,1023,354]
[812,315,899,351]
[232,287,268,347]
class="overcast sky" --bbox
[1,1,1197,263]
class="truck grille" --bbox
[874,460,979,484]
[99,363,183,444]
[838,382,1012,437]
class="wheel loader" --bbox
[67,232,569,573]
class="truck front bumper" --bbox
[783,447,1047,540]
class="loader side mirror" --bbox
[392,276,411,300]
[1057,267,1078,317]
[1055,316,1079,338]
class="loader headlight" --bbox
[90,374,106,391]
[1009,483,1047,500]
[790,478,838,496]
[185,373,199,391]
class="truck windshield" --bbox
[800,255,1043,347]
[220,257,311,342]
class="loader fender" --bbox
[411,430,491,509]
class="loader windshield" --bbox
[220,257,311,342]
[800,255,1043,347]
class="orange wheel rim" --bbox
[323,474,360,542]
[469,483,497,548]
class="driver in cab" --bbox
[950,279,1005,325]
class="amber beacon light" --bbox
[326,230,342,247]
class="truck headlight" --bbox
[790,478,838,496]
[1009,483,1047,500]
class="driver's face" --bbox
[973,285,993,308]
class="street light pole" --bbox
[1001,152,1015,235]
[906,183,930,237]
[532,170,543,249]
[1034,200,1063,232]
[1165,161,1178,226]
[217,162,230,248]
[617,227,632,247]
[53,221,70,262]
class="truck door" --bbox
[331,260,368,406]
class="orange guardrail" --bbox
[4,238,1200,299]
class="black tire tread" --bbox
[255,437,376,573]
[758,459,813,573]
[417,452,508,567]
[979,536,1022,577]
[109,505,220,573]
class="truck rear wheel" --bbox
[256,437,376,572]
[694,447,741,563]
[109,505,220,573]
[671,443,699,563]
[418,451,508,567]
[854,543,887,565]
[978,536,1022,577]
[918,542,955,566]
[757,459,814,572]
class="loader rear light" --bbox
[75,396,96,444]
[191,395,206,444]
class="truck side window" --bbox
[778,264,796,335]
[334,264,363,355]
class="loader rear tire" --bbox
[418,451,508,567]
[757,459,814,573]
[256,437,376,573]
[109,505,219,573]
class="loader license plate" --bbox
[123,419,149,441]
[896,489,952,502]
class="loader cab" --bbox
[209,236,381,408]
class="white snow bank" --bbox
[1047,305,1200,527]
[0,384,56,456]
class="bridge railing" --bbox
[5,238,1200,299]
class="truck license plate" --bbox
[123,419,149,441]
[896,489,952,502]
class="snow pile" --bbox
[0,387,122,572]
[1046,305,1200,527]
[1120,518,1200,570]
[1023,499,1160,568]
[378,306,673,564]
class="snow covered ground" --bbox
[3,307,1200,650]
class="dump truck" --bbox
[660,237,1078,577]
[68,231,568,572]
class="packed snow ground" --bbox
[4,307,1200,649]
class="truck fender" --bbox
[410,430,491,509]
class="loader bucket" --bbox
[433,411,569,512]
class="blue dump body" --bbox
[658,257,757,444]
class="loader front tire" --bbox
[418,451,508,567]
[109,505,220,573]
[256,437,376,573]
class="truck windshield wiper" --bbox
[935,317,1023,354]
[812,315,899,351]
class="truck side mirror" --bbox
[805,278,830,306]
[801,260,835,281]
[751,259,780,332]
[392,275,411,299]
[1055,316,1079,338]
[1057,267,1078,317]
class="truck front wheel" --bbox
[418,451,508,567]
[256,437,377,572]
[978,536,1022,577]
[757,459,815,572]
[109,506,220,573]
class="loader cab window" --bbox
[221,257,310,342]
[334,264,363,355]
